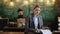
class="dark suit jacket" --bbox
[14,15,24,22]
[25,13,43,32]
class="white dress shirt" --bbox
[33,15,38,29]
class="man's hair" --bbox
[33,5,40,10]
[18,8,23,12]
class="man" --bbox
[25,5,43,34]
[14,8,24,21]
[14,8,25,27]
[17,8,23,18]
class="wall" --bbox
[0,0,56,21]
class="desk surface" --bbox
[0,32,24,34]
[3,26,25,32]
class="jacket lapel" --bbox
[32,14,35,28]
[38,15,40,29]
[30,14,35,29]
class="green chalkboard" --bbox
[0,0,55,21]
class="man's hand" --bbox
[33,28,40,33]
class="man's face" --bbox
[33,7,41,15]
[18,11,23,15]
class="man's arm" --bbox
[25,16,30,31]
[25,16,30,34]
[38,15,43,29]
[40,16,43,29]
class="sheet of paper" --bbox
[40,29,52,34]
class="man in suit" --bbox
[14,8,25,27]
[14,8,24,21]
[25,5,43,34]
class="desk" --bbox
[53,31,60,34]
[0,32,24,34]
[3,26,25,32]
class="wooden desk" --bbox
[53,31,60,34]
[3,26,25,32]
[0,32,24,34]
